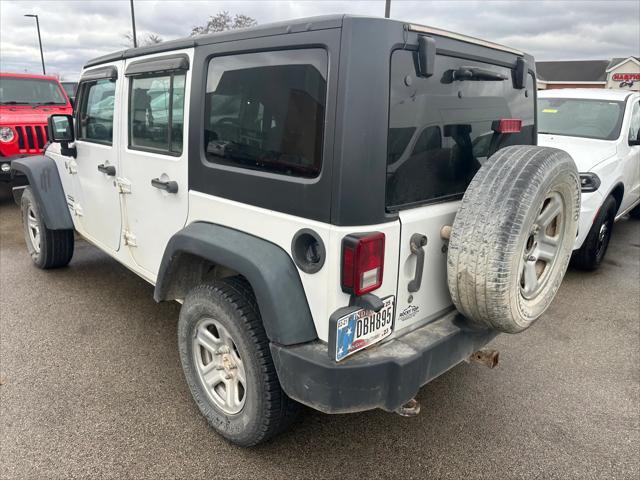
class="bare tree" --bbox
[190,11,257,36]
[123,32,164,47]
[145,33,163,45]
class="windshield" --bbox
[538,98,625,141]
[0,77,67,105]
[61,82,77,97]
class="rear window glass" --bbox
[204,49,327,178]
[386,50,535,209]
[538,98,625,141]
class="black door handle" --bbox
[97,163,116,176]
[408,234,428,293]
[151,178,178,194]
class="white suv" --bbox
[538,89,640,269]
[12,16,581,446]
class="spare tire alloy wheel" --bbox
[519,191,565,300]
[447,146,580,333]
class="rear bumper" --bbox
[270,310,497,414]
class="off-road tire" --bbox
[21,187,74,269]
[629,203,640,219]
[447,145,580,333]
[571,195,616,270]
[178,277,300,446]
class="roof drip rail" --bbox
[125,54,190,76]
[80,66,118,81]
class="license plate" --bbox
[335,296,394,362]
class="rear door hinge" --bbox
[116,177,132,194]
[123,230,137,247]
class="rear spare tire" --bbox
[447,146,580,333]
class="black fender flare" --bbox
[11,155,74,230]
[154,222,318,346]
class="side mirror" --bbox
[629,131,640,146]
[47,114,76,157]
[48,114,74,142]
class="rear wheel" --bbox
[447,146,580,333]
[178,277,300,446]
[21,187,74,269]
[571,195,616,270]
[629,203,640,219]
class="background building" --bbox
[536,56,639,91]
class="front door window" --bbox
[77,79,116,144]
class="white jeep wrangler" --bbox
[12,16,580,446]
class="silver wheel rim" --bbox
[519,191,565,300]
[192,318,246,415]
[27,206,41,254]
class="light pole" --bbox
[129,0,138,48]
[385,0,391,18]
[24,14,45,75]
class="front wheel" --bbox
[177,278,300,446]
[571,195,616,270]
[21,187,74,269]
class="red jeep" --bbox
[1,72,73,182]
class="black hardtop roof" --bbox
[84,15,346,68]
[84,14,529,70]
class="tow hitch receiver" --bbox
[395,398,421,417]
[468,348,499,368]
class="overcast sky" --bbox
[1,0,638,80]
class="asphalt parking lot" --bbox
[0,184,638,480]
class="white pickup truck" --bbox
[538,89,640,269]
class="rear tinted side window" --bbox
[386,50,535,209]
[129,72,186,155]
[204,49,327,178]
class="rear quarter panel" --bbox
[186,191,400,342]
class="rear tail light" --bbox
[492,118,522,133]
[341,232,385,296]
